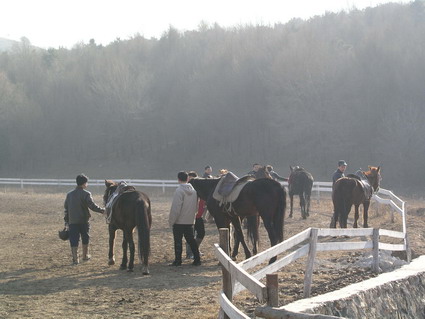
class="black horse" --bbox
[331,166,381,228]
[288,166,314,219]
[189,175,286,263]
[104,180,152,274]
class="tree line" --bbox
[0,2,424,194]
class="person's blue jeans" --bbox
[69,223,90,247]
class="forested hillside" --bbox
[0,2,424,194]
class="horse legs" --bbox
[353,205,360,228]
[126,230,136,272]
[230,216,252,260]
[120,234,129,270]
[289,194,294,218]
[363,200,370,228]
[299,194,306,219]
[340,204,352,228]
[305,194,311,217]
[108,224,117,265]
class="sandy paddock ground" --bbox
[0,188,424,319]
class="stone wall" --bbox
[281,255,425,318]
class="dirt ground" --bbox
[0,188,424,319]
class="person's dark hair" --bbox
[177,171,188,182]
[188,171,198,178]
[76,174,88,186]
[204,165,211,170]
[253,163,260,167]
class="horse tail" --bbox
[136,197,151,265]
[274,184,286,242]
[246,215,259,249]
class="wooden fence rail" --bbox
[216,214,409,319]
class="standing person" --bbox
[332,160,348,187]
[185,171,206,259]
[64,174,105,265]
[169,171,201,266]
[247,163,261,176]
[330,160,347,227]
[203,165,213,178]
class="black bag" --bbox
[58,228,69,241]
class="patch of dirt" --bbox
[0,190,423,318]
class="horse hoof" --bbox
[143,270,150,275]
[108,259,115,266]
[119,265,127,270]
[127,268,134,273]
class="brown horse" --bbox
[288,166,314,219]
[189,175,286,263]
[104,180,152,274]
[330,166,381,228]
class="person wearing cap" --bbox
[64,174,105,265]
[332,160,348,186]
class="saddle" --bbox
[105,181,136,223]
[347,170,373,200]
[213,172,254,206]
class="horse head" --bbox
[104,179,118,204]
[365,166,381,192]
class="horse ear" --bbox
[377,166,381,172]
[290,166,293,172]
[105,180,113,187]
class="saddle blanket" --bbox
[213,172,254,206]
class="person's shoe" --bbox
[169,261,182,266]
[186,253,194,259]
[192,260,201,266]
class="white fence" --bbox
[214,186,408,319]
[0,178,178,193]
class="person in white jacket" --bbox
[169,171,201,266]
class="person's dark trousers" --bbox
[69,223,90,247]
[194,218,205,240]
[173,224,200,263]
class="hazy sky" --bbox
[0,0,412,49]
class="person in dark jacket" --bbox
[64,174,105,265]
[332,160,348,186]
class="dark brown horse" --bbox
[104,180,152,274]
[288,166,314,219]
[189,175,286,263]
[331,166,381,228]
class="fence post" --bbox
[303,228,318,298]
[219,228,231,319]
[266,274,279,307]
[20,179,24,189]
[372,228,380,273]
